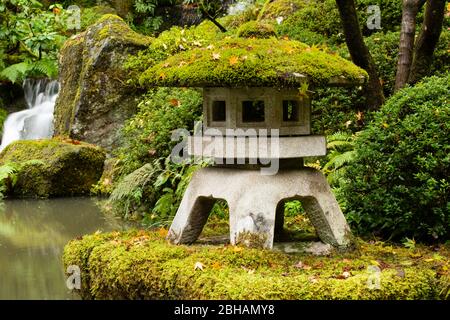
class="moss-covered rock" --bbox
[237,21,277,39]
[63,230,450,300]
[0,139,106,198]
[53,14,152,151]
[140,38,367,88]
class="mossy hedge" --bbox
[139,38,367,88]
[0,138,106,198]
[63,230,450,300]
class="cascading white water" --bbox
[0,79,59,151]
[228,0,253,15]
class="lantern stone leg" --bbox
[167,167,352,249]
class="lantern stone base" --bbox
[167,167,353,250]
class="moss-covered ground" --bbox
[63,224,450,300]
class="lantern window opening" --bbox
[242,100,265,123]
[212,100,227,122]
[282,100,300,122]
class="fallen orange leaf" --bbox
[229,56,239,66]
[158,228,168,238]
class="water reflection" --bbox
[0,198,128,300]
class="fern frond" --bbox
[0,163,20,181]
[323,150,356,172]
[0,62,31,83]
[327,131,352,142]
[32,59,58,78]
[327,139,354,150]
[109,163,159,204]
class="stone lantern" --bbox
[142,38,367,249]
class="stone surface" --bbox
[167,167,353,249]
[203,87,311,136]
[273,241,333,256]
[0,139,106,198]
[188,135,326,161]
[53,14,152,151]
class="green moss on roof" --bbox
[139,38,367,88]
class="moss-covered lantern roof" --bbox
[140,38,368,88]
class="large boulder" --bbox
[53,14,152,151]
[0,139,106,198]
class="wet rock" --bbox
[53,14,152,151]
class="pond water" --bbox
[0,197,128,300]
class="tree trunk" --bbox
[335,0,384,110]
[394,0,421,91]
[408,0,446,84]
[200,9,227,32]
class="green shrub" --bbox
[115,87,202,176]
[362,31,400,96]
[341,74,450,241]
[355,0,403,35]
[360,30,450,97]
[258,0,305,21]
[356,0,448,34]
[331,30,449,97]
[0,1,66,83]
[111,87,202,224]
[275,0,344,44]
[311,86,368,135]
[237,20,276,38]
[127,0,178,35]
[431,30,450,77]
[107,157,202,226]
[274,0,420,45]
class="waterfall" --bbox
[228,0,253,15]
[0,79,59,151]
